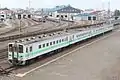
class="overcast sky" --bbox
[0,0,119,10]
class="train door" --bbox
[26,45,32,60]
[69,35,74,44]
[9,43,19,65]
[26,46,29,60]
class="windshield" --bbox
[18,45,23,53]
[9,44,13,52]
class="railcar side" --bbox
[8,24,114,65]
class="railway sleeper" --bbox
[0,66,10,75]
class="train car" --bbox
[32,15,46,22]
[8,23,114,65]
[32,16,42,22]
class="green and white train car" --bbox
[8,23,113,65]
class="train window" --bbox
[30,46,32,52]
[53,41,55,44]
[46,43,49,46]
[9,44,13,52]
[62,39,64,42]
[26,47,28,53]
[56,15,59,17]
[59,39,61,43]
[61,15,63,18]
[50,42,52,45]
[56,40,59,44]
[39,45,41,49]
[19,45,23,53]
[43,44,45,47]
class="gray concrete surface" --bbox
[13,29,120,80]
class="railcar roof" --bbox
[12,24,108,45]
[13,29,84,45]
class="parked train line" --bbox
[6,22,113,65]
[0,24,117,76]
[0,19,119,75]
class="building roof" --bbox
[0,8,10,10]
[73,13,95,17]
[91,11,102,14]
[47,5,66,12]
[57,5,82,13]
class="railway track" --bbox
[0,19,27,36]
[0,54,7,60]
[0,65,17,75]
[0,21,103,42]
[0,23,66,42]
[0,48,7,59]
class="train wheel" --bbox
[25,60,30,65]
[22,61,26,65]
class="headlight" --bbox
[9,54,12,56]
[20,56,23,59]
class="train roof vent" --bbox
[26,38,31,41]
[15,41,18,43]
[43,34,47,37]
[31,37,35,40]
[57,32,60,34]
[53,33,56,35]
[38,36,41,38]
[19,39,24,42]
[65,30,68,32]
[57,32,61,34]
[49,34,52,36]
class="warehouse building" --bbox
[49,5,83,20]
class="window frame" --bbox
[30,46,32,52]
[46,43,49,46]
[39,45,41,49]
[43,44,45,47]
[19,45,23,53]
[50,42,52,45]
[53,41,55,44]
[56,40,59,44]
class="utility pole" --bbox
[102,2,104,11]
[68,13,70,29]
[29,0,31,10]
[0,4,1,9]
[0,4,1,22]
[59,13,61,25]
[108,1,110,17]
[19,19,22,32]
[41,8,44,22]
[18,14,22,32]
[108,0,111,24]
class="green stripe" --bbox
[25,41,69,58]
[18,28,112,59]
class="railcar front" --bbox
[8,42,26,65]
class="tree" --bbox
[114,10,120,20]
[114,10,120,16]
